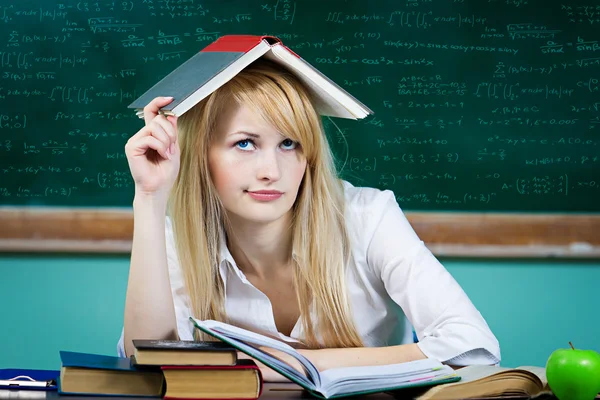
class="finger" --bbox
[170,138,180,156]
[153,115,177,146]
[166,116,178,142]
[131,135,171,160]
[143,96,174,125]
[128,123,155,141]
[148,120,172,149]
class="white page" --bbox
[192,319,321,387]
[454,365,510,382]
[267,45,372,119]
[319,358,449,389]
[224,334,312,387]
[320,369,456,398]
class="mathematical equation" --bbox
[1,0,598,210]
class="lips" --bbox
[247,190,283,195]
[246,190,283,201]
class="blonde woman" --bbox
[118,60,500,381]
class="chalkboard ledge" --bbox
[1,207,599,259]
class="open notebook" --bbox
[191,318,460,399]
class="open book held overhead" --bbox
[128,35,374,120]
[191,318,459,399]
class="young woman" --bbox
[118,60,500,381]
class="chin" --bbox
[243,210,289,224]
[231,205,293,225]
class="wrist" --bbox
[133,191,169,213]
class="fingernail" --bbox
[165,96,173,100]
[166,151,171,160]
[169,143,175,154]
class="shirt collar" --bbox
[217,225,298,284]
[217,226,248,284]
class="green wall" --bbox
[1,254,599,370]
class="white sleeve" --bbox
[116,216,194,356]
[366,192,501,366]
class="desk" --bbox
[0,384,392,400]
[0,385,558,400]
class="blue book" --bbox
[0,369,59,391]
[58,351,164,397]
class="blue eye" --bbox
[281,139,298,150]
[235,139,255,151]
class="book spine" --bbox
[202,35,281,53]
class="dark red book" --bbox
[161,359,263,400]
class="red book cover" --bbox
[202,35,280,53]
[161,359,263,400]
[201,35,299,59]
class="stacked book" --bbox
[57,340,262,399]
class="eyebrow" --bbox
[229,131,260,138]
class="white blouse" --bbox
[117,180,500,366]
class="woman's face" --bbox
[208,103,307,225]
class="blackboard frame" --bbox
[1,207,599,258]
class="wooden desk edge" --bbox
[1,206,599,258]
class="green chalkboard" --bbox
[1,0,598,211]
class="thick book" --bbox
[58,351,164,397]
[407,365,552,399]
[127,35,373,120]
[190,318,460,400]
[132,339,237,366]
[161,359,263,400]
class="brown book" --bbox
[58,351,164,397]
[132,339,237,366]
[161,359,263,400]
[405,365,552,400]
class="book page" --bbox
[318,359,455,396]
[415,365,547,400]
[191,319,320,387]
[454,365,512,382]
[517,366,548,389]
[266,45,369,119]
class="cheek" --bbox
[208,152,242,194]
[290,158,307,185]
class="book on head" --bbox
[127,35,374,120]
[132,339,237,366]
[190,318,460,400]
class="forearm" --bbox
[302,343,427,372]
[123,194,178,357]
[257,343,427,381]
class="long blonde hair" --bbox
[169,59,363,348]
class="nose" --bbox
[255,148,281,182]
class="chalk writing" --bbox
[0,0,597,211]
